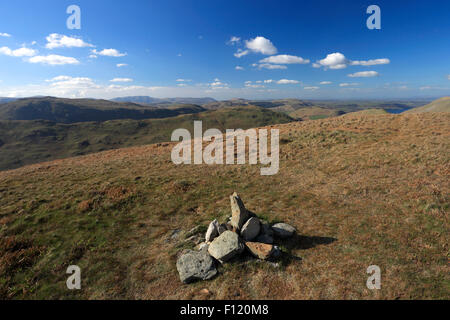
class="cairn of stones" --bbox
[176,192,296,284]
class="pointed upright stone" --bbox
[230,192,250,231]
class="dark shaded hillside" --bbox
[0,106,293,171]
[0,97,206,123]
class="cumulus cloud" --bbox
[277,79,299,84]
[259,54,310,64]
[304,86,319,90]
[28,54,79,65]
[227,36,241,45]
[245,36,277,55]
[339,82,359,87]
[46,34,93,49]
[0,46,37,57]
[350,59,390,66]
[176,79,192,82]
[264,79,274,83]
[92,48,127,57]
[0,33,11,37]
[209,78,229,89]
[314,52,390,70]
[320,81,332,85]
[235,66,244,70]
[234,49,249,58]
[254,63,287,70]
[116,63,128,67]
[110,78,133,83]
[348,71,379,78]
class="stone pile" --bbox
[176,192,296,284]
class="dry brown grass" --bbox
[0,112,448,300]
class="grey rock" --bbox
[208,230,245,263]
[272,223,296,239]
[255,233,274,244]
[230,192,250,231]
[205,219,220,242]
[176,250,217,284]
[218,223,228,235]
[260,222,274,237]
[198,242,209,252]
[240,217,261,241]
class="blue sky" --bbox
[0,0,449,99]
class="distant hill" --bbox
[0,106,293,171]
[343,109,389,116]
[405,97,450,113]
[112,96,217,106]
[0,97,206,123]
[0,98,17,104]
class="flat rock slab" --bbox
[245,242,275,260]
[176,250,217,284]
[230,192,250,231]
[241,217,261,241]
[272,223,296,239]
[208,230,244,263]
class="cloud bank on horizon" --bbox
[0,0,448,100]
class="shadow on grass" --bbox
[278,234,337,266]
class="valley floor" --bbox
[0,112,448,299]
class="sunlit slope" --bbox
[0,112,448,300]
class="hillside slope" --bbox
[0,106,293,171]
[405,97,450,113]
[0,97,206,123]
[0,112,448,300]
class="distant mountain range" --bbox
[111,96,217,106]
[0,97,206,123]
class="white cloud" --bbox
[46,34,93,49]
[92,48,127,57]
[235,66,244,70]
[277,79,299,84]
[259,54,310,64]
[448,75,450,80]
[227,36,241,45]
[304,86,319,90]
[317,52,348,69]
[110,78,133,83]
[350,59,390,66]
[46,75,73,82]
[245,36,277,55]
[176,79,192,82]
[116,63,128,67]
[339,82,359,87]
[234,49,249,58]
[320,81,332,85]
[255,63,287,70]
[0,33,11,37]
[348,71,379,78]
[209,78,229,89]
[28,54,79,65]
[314,52,390,70]
[0,46,37,57]
[245,83,265,88]
[264,79,274,83]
